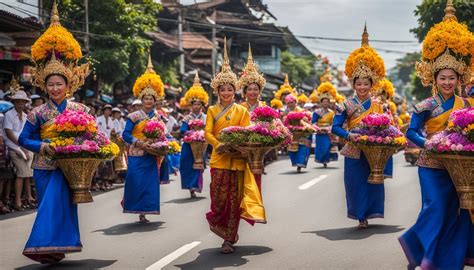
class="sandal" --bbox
[190,191,196,198]
[221,241,234,254]
[358,220,369,229]
[139,214,150,223]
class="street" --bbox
[0,153,427,270]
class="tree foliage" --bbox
[411,0,473,43]
[42,0,162,85]
[280,51,316,85]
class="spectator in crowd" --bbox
[131,99,142,112]
[3,90,35,210]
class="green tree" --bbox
[43,0,163,86]
[280,51,316,84]
[411,0,473,43]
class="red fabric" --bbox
[206,168,242,243]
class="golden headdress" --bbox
[373,78,395,100]
[335,93,346,104]
[309,92,318,103]
[132,54,165,100]
[239,44,266,92]
[274,74,297,100]
[9,75,23,94]
[210,37,239,93]
[345,24,385,88]
[184,72,209,105]
[415,0,473,95]
[297,93,309,104]
[315,82,337,103]
[270,98,283,109]
[30,1,90,97]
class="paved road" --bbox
[1,153,434,270]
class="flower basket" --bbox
[288,131,309,152]
[356,144,399,184]
[111,135,127,171]
[429,153,474,224]
[56,158,103,204]
[189,142,208,170]
[234,143,275,174]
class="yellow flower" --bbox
[133,72,165,98]
[184,85,209,105]
[422,19,474,61]
[345,46,385,82]
[31,24,82,62]
[316,82,337,98]
[270,98,283,109]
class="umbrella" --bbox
[0,100,13,113]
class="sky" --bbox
[181,0,422,70]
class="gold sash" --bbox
[318,110,335,126]
[131,119,147,141]
[425,96,465,136]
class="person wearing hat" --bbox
[96,104,119,189]
[179,72,208,198]
[205,38,265,254]
[131,99,142,112]
[30,94,44,108]
[4,90,35,211]
[112,107,124,133]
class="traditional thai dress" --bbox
[205,102,266,243]
[399,94,473,269]
[241,100,266,191]
[179,112,206,193]
[312,108,338,164]
[332,96,390,221]
[287,107,311,168]
[122,109,160,215]
[18,100,88,263]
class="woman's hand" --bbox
[348,133,360,142]
[42,144,55,156]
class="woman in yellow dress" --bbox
[205,39,265,254]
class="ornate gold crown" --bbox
[297,93,309,104]
[345,24,385,88]
[211,37,239,93]
[30,1,90,96]
[133,54,165,100]
[373,78,395,100]
[239,44,266,92]
[315,82,337,103]
[274,74,297,100]
[184,72,209,105]
[416,0,473,95]
[9,75,23,94]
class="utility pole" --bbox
[209,11,217,77]
[84,0,90,53]
[178,0,184,75]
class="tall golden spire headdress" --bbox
[210,37,239,93]
[239,44,266,92]
[274,74,296,100]
[184,71,209,105]
[133,52,165,99]
[415,0,473,95]
[30,0,90,97]
[344,23,385,88]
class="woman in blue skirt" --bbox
[122,55,165,223]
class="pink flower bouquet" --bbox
[183,130,205,143]
[352,113,407,147]
[143,120,166,139]
[50,110,119,159]
[427,108,474,156]
[251,106,281,123]
[188,119,205,131]
[283,111,311,126]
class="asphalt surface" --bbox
[1,153,445,270]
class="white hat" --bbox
[30,94,42,100]
[132,99,142,106]
[10,90,30,102]
[112,107,121,113]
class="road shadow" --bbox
[311,166,339,170]
[174,245,273,269]
[302,224,405,241]
[15,259,117,270]
[92,221,165,236]
[164,197,206,204]
[279,171,308,175]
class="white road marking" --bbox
[146,241,201,270]
[298,175,328,190]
